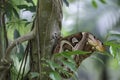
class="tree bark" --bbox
[0,0,8,60]
[0,9,3,60]
[0,0,9,80]
[30,0,62,80]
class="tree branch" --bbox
[2,28,36,63]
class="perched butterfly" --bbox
[52,32,105,78]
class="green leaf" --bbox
[65,50,89,56]
[32,0,37,6]
[110,46,118,58]
[99,0,106,4]
[54,50,89,57]
[49,71,62,80]
[25,22,31,27]
[27,6,36,12]
[109,30,120,38]
[53,50,90,65]
[61,59,77,72]
[104,41,120,47]
[47,60,61,71]
[92,0,98,8]
[26,0,34,4]
[12,7,19,18]
[17,5,28,9]
[5,2,14,19]
[29,72,39,79]
[59,69,72,78]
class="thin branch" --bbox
[2,29,36,62]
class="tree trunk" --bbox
[30,0,62,80]
[0,9,3,60]
[0,0,9,80]
[0,0,8,59]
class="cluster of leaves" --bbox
[2,0,36,80]
[4,0,36,39]
[3,0,36,19]
[47,50,90,80]
[2,0,120,80]
[104,31,120,65]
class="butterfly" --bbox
[52,32,105,78]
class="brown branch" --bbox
[0,65,11,80]
[2,28,36,63]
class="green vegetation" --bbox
[0,0,120,80]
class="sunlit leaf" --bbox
[49,71,62,80]
[32,0,37,6]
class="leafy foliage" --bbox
[49,71,62,80]
[105,31,120,64]
[3,0,35,80]
[13,29,24,61]
[47,50,91,79]
[1,0,120,80]
[28,72,40,79]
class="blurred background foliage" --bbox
[4,0,120,80]
[62,0,120,39]
[61,0,120,80]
